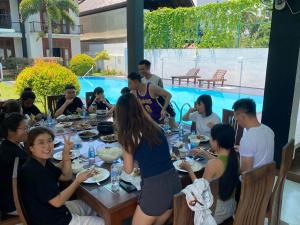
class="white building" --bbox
[0,0,81,65]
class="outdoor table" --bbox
[50,117,209,225]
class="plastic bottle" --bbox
[82,107,87,119]
[179,123,184,141]
[72,134,82,155]
[88,144,95,166]
[111,161,122,192]
[163,115,170,132]
[47,108,52,126]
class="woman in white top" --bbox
[182,94,221,136]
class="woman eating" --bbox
[182,94,220,136]
[115,93,181,225]
[180,124,239,224]
[20,89,44,121]
[20,127,104,225]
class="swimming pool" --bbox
[78,77,263,122]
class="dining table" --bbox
[48,115,209,225]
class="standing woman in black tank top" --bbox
[115,93,181,225]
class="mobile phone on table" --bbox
[119,180,137,193]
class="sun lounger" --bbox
[198,69,227,88]
[171,68,200,85]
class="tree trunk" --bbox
[47,10,53,57]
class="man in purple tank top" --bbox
[128,72,171,124]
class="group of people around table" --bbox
[0,59,274,225]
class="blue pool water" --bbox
[78,77,263,122]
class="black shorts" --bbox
[138,169,182,216]
[157,96,176,118]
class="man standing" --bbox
[233,98,274,173]
[128,72,171,124]
[138,60,178,129]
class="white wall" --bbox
[196,0,224,6]
[13,38,23,57]
[9,0,19,23]
[70,36,81,57]
[26,33,43,58]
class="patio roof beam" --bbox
[126,0,144,73]
[262,1,300,167]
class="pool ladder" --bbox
[171,101,192,125]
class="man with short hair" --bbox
[55,84,83,117]
[139,59,164,88]
[128,72,171,124]
[138,60,178,129]
[233,98,274,173]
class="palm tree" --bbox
[19,0,79,57]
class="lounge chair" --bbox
[198,69,227,88]
[171,68,200,85]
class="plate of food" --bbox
[72,122,92,131]
[96,146,123,163]
[57,122,73,128]
[77,167,110,184]
[53,150,80,161]
[67,114,81,120]
[173,159,203,173]
[96,110,108,115]
[56,114,67,121]
[78,129,99,139]
[100,134,118,143]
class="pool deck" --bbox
[112,75,265,96]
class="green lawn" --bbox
[0,82,18,99]
[0,82,45,113]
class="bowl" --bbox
[89,113,97,119]
[72,162,83,174]
[190,138,201,148]
[97,121,114,135]
[97,146,123,163]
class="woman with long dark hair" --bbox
[180,124,239,224]
[115,93,181,225]
[182,94,220,136]
[0,113,27,215]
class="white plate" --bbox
[173,159,203,173]
[53,150,80,161]
[188,135,210,143]
[96,110,107,115]
[54,139,62,145]
[77,168,110,184]
[78,129,99,139]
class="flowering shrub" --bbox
[16,60,80,112]
[69,54,96,76]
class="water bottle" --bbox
[88,144,95,166]
[111,161,122,192]
[163,115,170,132]
[179,124,184,141]
[47,108,52,126]
[82,107,87,118]
[72,134,82,156]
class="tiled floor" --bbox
[281,180,300,225]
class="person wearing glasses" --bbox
[0,113,28,216]
[54,84,83,117]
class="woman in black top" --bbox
[0,113,27,215]
[20,127,104,225]
[20,90,44,121]
[87,87,113,112]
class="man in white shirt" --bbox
[233,98,274,173]
[138,60,178,130]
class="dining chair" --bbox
[85,92,93,107]
[47,95,63,116]
[233,162,276,225]
[172,178,219,225]
[267,139,295,225]
[222,109,243,145]
[12,157,28,225]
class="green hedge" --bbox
[144,0,271,49]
